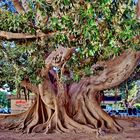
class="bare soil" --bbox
[0,117,140,140]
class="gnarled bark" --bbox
[0,48,139,136]
[90,50,140,90]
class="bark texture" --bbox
[0,48,140,135]
[137,0,140,20]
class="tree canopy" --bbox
[0,0,140,89]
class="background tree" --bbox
[0,0,140,135]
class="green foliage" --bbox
[0,91,10,108]
[0,0,140,87]
[0,10,36,34]
[128,82,138,101]
[0,41,45,88]
[119,80,140,105]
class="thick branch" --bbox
[89,50,140,91]
[0,31,46,40]
[45,46,74,68]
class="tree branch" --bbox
[20,80,39,94]
[89,50,140,91]
[0,28,81,42]
[0,31,46,40]
[137,0,140,20]
[20,0,30,12]
[128,91,140,107]
[12,0,25,13]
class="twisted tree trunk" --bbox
[0,48,140,135]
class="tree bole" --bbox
[0,48,139,135]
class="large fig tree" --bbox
[0,0,140,135]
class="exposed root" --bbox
[81,97,98,128]
[56,118,68,133]
[64,109,98,133]
[0,90,122,136]
[108,121,123,132]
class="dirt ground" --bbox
[0,117,140,140]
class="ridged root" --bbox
[0,92,122,136]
